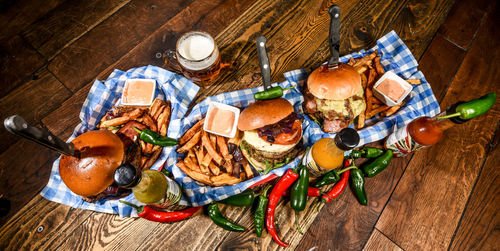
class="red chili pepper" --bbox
[266,168,299,247]
[321,170,349,203]
[120,201,201,223]
[282,186,320,197]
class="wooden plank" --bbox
[449,127,500,251]
[21,0,131,59]
[94,0,260,81]
[42,83,93,140]
[0,139,59,227]
[363,229,403,251]
[375,1,500,249]
[47,0,191,92]
[0,69,72,153]
[0,196,93,250]
[0,0,64,42]
[417,34,465,102]
[438,0,490,49]
[0,35,45,98]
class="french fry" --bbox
[139,140,147,153]
[144,143,153,154]
[162,102,171,135]
[406,79,422,85]
[367,67,377,87]
[209,134,217,149]
[144,149,161,169]
[140,156,148,170]
[216,136,230,160]
[201,131,223,165]
[372,96,383,105]
[125,108,144,120]
[177,130,201,153]
[208,162,221,176]
[177,161,212,186]
[157,111,168,136]
[356,110,366,129]
[364,86,374,118]
[353,51,377,68]
[100,116,131,128]
[187,149,196,159]
[210,173,241,186]
[382,104,403,117]
[367,105,391,118]
[152,105,165,121]
[361,72,368,89]
[228,129,242,145]
[152,145,161,152]
[149,99,163,117]
[224,159,233,175]
[243,163,254,179]
[179,118,205,145]
[194,146,204,166]
[348,57,356,66]
[201,150,212,167]
[142,113,157,132]
[355,65,368,74]
[185,157,202,173]
[374,56,385,75]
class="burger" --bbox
[303,63,365,133]
[237,98,302,172]
[59,121,147,202]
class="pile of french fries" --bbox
[98,99,171,170]
[176,119,254,186]
[349,50,422,129]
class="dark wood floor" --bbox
[0,0,499,250]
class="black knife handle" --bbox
[328,5,341,67]
[4,115,74,156]
[256,35,271,90]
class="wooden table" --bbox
[0,0,499,250]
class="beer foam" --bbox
[177,33,219,71]
[178,35,214,61]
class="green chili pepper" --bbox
[349,147,384,159]
[254,185,271,237]
[362,150,393,178]
[207,203,245,232]
[220,189,255,206]
[350,168,367,206]
[254,86,295,100]
[313,170,340,188]
[290,165,309,211]
[438,93,496,120]
[133,127,178,146]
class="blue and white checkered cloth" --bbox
[41,31,440,216]
[168,31,440,207]
[41,65,200,217]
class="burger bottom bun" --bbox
[240,147,267,171]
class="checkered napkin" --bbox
[169,31,440,207]
[40,65,200,217]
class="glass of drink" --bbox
[164,31,225,85]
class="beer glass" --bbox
[164,31,224,84]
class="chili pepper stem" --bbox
[295,212,303,234]
[283,85,295,91]
[337,165,357,175]
[133,127,142,133]
[119,200,140,209]
[436,112,461,120]
[261,185,272,197]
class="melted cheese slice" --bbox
[243,129,300,153]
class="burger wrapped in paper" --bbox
[237,98,303,172]
[303,63,365,133]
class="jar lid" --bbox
[114,163,141,188]
[334,128,360,151]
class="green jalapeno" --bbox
[220,189,255,206]
[349,147,384,159]
[438,93,496,120]
[290,165,309,211]
[207,203,245,232]
[362,150,393,178]
[133,127,178,146]
[254,86,295,100]
[254,185,271,237]
[350,168,367,206]
[312,170,340,188]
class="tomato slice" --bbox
[261,120,302,145]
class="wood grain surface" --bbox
[1,0,498,250]
[375,1,499,249]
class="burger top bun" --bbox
[59,130,124,197]
[238,98,293,131]
[307,63,362,100]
